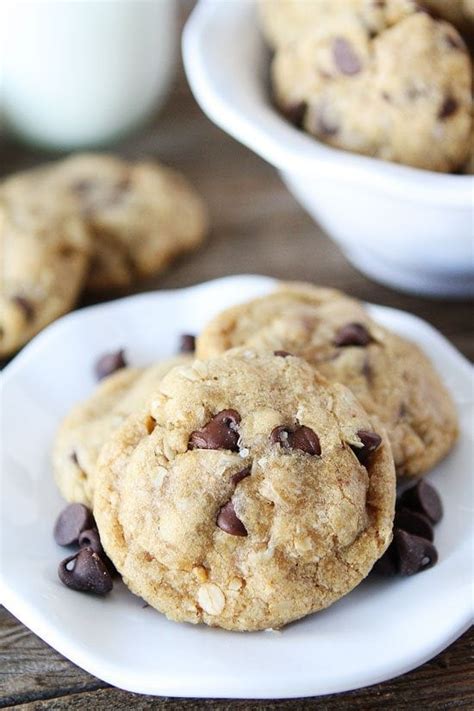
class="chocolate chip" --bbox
[282,101,307,128]
[395,508,434,542]
[394,530,438,575]
[179,334,196,353]
[189,410,241,451]
[372,543,398,576]
[271,425,321,455]
[54,503,94,546]
[13,296,34,322]
[332,38,362,75]
[438,96,458,120]
[79,528,117,576]
[58,548,113,594]
[95,349,127,380]
[70,451,79,465]
[399,480,443,524]
[216,501,247,536]
[231,466,251,486]
[274,350,292,357]
[334,323,372,347]
[78,528,104,556]
[351,430,382,465]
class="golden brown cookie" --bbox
[50,154,209,291]
[53,356,191,506]
[196,283,459,477]
[0,171,90,357]
[94,349,395,631]
[271,12,472,172]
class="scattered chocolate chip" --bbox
[58,548,113,594]
[78,528,104,556]
[231,466,251,486]
[54,503,94,547]
[271,425,321,456]
[189,410,241,451]
[332,37,361,75]
[282,101,307,128]
[395,508,434,542]
[381,91,392,102]
[216,501,247,536]
[70,451,79,465]
[438,96,458,120]
[372,543,398,576]
[394,530,438,575]
[95,349,127,381]
[274,350,292,357]
[13,296,34,322]
[79,528,117,576]
[179,334,196,353]
[399,480,443,524]
[351,430,382,466]
[334,323,372,347]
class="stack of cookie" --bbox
[51,282,458,631]
[259,0,473,172]
[0,154,208,358]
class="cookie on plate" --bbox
[51,153,208,292]
[0,171,90,358]
[53,355,191,506]
[258,0,418,49]
[196,283,459,478]
[272,12,472,172]
[94,349,395,631]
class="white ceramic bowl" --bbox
[182,0,474,297]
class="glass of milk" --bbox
[0,0,177,150]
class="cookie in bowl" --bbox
[258,0,419,49]
[94,349,395,631]
[271,11,472,172]
[196,283,459,478]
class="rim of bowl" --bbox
[183,0,474,207]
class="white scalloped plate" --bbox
[1,276,472,698]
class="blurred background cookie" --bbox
[271,11,472,171]
[0,171,90,357]
[50,153,209,292]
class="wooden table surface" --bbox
[1,24,473,710]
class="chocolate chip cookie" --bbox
[94,349,395,631]
[196,283,459,477]
[259,0,418,49]
[271,11,472,172]
[0,171,90,357]
[52,153,208,291]
[53,356,190,506]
